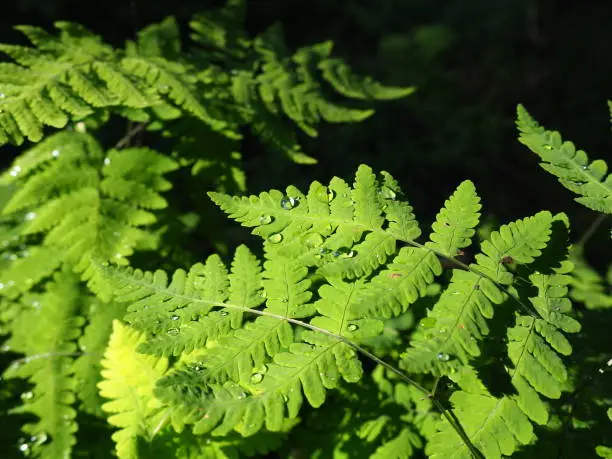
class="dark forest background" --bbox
[1,0,610,266]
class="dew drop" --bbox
[18,441,29,454]
[347,324,359,332]
[31,432,48,446]
[166,328,179,336]
[51,149,60,158]
[250,372,264,384]
[220,311,229,317]
[237,391,247,399]
[9,166,21,177]
[24,212,36,221]
[380,186,397,200]
[171,315,179,321]
[332,250,340,257]
[258,215,273,225]
[103,157,111,166]
[280,196,298,210]
[21,391,34,401]
[436,352,450,361]
[268,233,283,244]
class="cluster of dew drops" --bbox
[259,194,356,259]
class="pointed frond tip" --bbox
[516,104,612,214]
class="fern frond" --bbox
[428,261,580,458]
[153,276,368,437]
[0,131,177,295]
[209,164,422,279]
[73,300,127,417]
[319,58,415,100]
[98,320,169,459]
[517,104,612,214]
[103,245,268,358]
[2,271,83,458]
[355,179,481,319]
[401,211,554,375]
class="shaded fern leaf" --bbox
[2,271,83,459]
[517,104,612,214]
[98,320,169,459]
[402,211,554,375]
[0,132,177,295]
[428,261,580,458]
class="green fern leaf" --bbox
[98,320,169,459]
[517,104,612,214]
[209,164,422,279]
[319,58,415,100]
[2,272,83,459]
[73,300,127,417]
[355,180,481,319]
[402,211,554,375]
[0,132,177,294]
[428,261,580,458]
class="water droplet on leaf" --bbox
[103,157,111,166]
[171,315,179,321]
[167,328,179,336]
[24,212,36,221]
[259,215,273,225]
[268,233,283,244]
[21,391,34,401]
[380,186,397,200]
[436,352,450,361]
[250,372,264,384]
[280,196,298,210]
[220,310,229,316]
[51,149,60,158]
[9,166,21,177]
[347,324,359,332]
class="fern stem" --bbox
[577,213,607,248]
[184,297,482,457]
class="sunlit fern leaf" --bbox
[354,180,481,319]
[73,300,127,417]
[517,104,612,214]
[2,271,83,459]
[0,132,177,294]
[135,245,265,356]
[428,262,579,458]
[98,320,169,459]
[209,164,421,280]
[154,277,368,437]
[402,211,554,375]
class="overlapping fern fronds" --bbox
[87,163,581,457]
[0,131,178,296]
